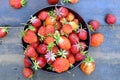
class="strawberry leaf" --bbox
[21,0,27,7]
[20,30,26,38]
[47,43,56,51]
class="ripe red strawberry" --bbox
[52,58,70,73]
[45,16,55,26]
[80,56,95,75]
[33,56,47,70]
[37,44,47,55]
[54,7,69,18]
[0,27,8,38]
[70,44,80,55]
[38,11,48,21]
[38,26,46,37]
[22,67,33,78]
[9,0,27,9]
[52,46,59,54]
[77,29,87,40]
[22,30,38,44]
[45,25,55,35]
[68,54,75,64]
[44,36,54,44]
[62,24,73,34]
[89,20,100,31]
[68,33,79,44]
[24,45,38,60]
[75,51,86,62]
[24,56,32,67]
[105,14,117,25]
[30,41,39,49]
[47,0,59,5]
[30,16,41,28]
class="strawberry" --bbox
[22,30,38,44]
[44,36,54,44]
[66,12,75,21]
[91,33,104,47]
[55,21,62,30]
[77,28,87,40]
[9,0,27,9]
[24,56,32,67]
[30,16,41,28]
[33,56,47,70]
[75,51,86,62]
[79,42,87,51]
[70,44,80,55]
[52,46,59,54]
[0,27,8,38]
[105,14,117,25]
[80,56,95,75]
[22,67,33,78]
[89,20,100,31]
[54,31,71,50]
[45,25,55,35]
[68,54,75,64]
[69,21,79,31]
[38,26,46,36]
[63,0,79,4]
[47,0,59,5]
[54,7,69,18]
[68,33,79,44]
[37,44,47,55]
[24,45,38,60]
[38,11,48,21]
[30,41,39,49]
[62,24,73,34]
[45,16,55,26]
[52,58,70,73]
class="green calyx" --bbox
[21,0,27,7]
[83,56,95,64]
[47,43,56,51]
[54,31,60,44]
[1,27,8,33]
[32,60,39,70]
[38,34,45,42]
[81,51,87,55]
[27,25,35,31]
[57,49,67,58]
[47,64,54,71]
[63,0,70,3]
[20,30,26,38]
[70,64,74,68]
[48,10,56,18]
[88,24,94,32]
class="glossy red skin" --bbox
[31,18,41,28]
[0,28,7,38]
[38,26,46,36]
[37,44,47,55]
[59,7,69,17]
[24,57,32,67]
[56,21,62,30]
[36,56,47,68]
[47,0,59,5]
[9,0,22,9]
[22,67,33,78]
[30,41,39,49]
[75,52,85,62]
[77,29,87,40]
[23,30,38,44]
[89,20,100,31]
[68,33,79,44]
[25,45,38,59]
[105,14,117,25]
[45,25,55,35]
[70,44,80,55]
[38,11,48,21]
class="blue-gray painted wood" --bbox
[0,0,120,26]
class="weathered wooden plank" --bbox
[0,0,120,26]
[0,26,120,80]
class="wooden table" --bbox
[0,0,120,80]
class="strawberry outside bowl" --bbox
[22,5,90,73]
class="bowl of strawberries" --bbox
[22,5,90,73]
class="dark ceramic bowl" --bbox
[22,5,90,73]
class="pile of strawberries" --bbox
[21,6,89,78]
